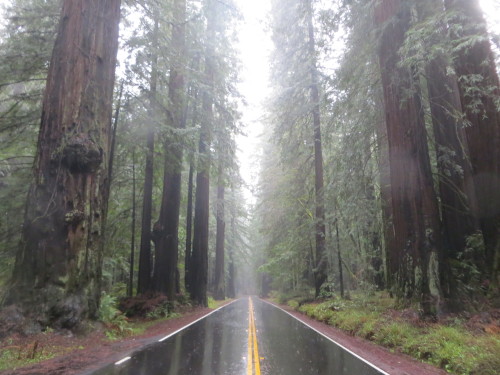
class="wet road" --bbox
[89,297,387,375]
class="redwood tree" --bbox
[190,0,217,307]
[184,160,195,292]
[375,0,442,316]
[184,67,201,294]
[410,0,480,306]
[137,17,159,296]
[152,0,187,301]
[304,0,327,297]
[4,0,121,327]
[190,131,211,306]
[213,163,226,300]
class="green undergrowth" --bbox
[207,297,232,309]
[284,293,500,375]
[99,293,187,340]
[207,297,218,309]
[0,338,84,371]
[99,294,231,340]
[0,347,53,371]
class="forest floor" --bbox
[0,296,495,375]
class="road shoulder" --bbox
[0,302,232,375]
[264,299,447,375]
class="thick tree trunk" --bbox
[375,96,396,294]
[336,220,344,298]
[226,188,236,299]
[151,0,186,301]
[375,0,443,316]
[184,63,201,295]
[128,151,136,297]
[214,165,225,300]
[227,242,236,299]
[5,0,121,328]
[185,162,194,293]
[137,128,154,295]
[304,0,327,297]
[137,18,159,296]
[191,166,210,306]
[108,81,123,185]
[445,0,500,288]
[152,154,183,298]
[227,256,235,298]
[191,0,217,307]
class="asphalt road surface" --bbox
[89,297,387,375]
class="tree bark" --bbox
[190,0,217,307]
[5,0,121,328]
[137,18,159,296]
[151,0,186,301]
[108,81,123,185]
[336,220,344,298]
[184,63,201,295]
[152,145,184,298]
[191,163,210,306]
[303,0,327,297]
[128,150,136,297]
[227,243,236,299]
[374,94,395,294]
[375,0,443,316]
[185,162,194,293]
[226,186,237,299]
[214,164,225,300]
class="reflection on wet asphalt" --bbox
[254,299,384,374]
[88,297,386,375]
[89,299,247,375]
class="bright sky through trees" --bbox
[234,0,271,204]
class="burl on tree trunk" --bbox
[3,0,121,329]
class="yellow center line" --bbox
[251,300,261,374]
[247,300,253,375]
[247,297,261,375]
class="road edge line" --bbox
[259,298,391,375]
[158,299,239,342]
[114,356,131,365]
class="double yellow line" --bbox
[247,297,261,375]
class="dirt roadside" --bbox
[0,298,445,375]
[0,306,216,375]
